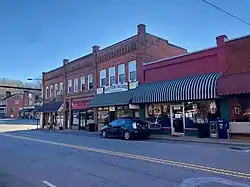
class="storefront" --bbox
[88,84,139,131]
[71,99,94,131]
[132,72,221,136]
[217,72,250,139]
[38,101,64,129]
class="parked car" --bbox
[100,117,150,140]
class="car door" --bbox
[108,120,120,137]
[117,119,126,137]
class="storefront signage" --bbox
[129,104,139,109]
[97,87,104,95]
[109,106,116,111]
[129,81,139,90]
[72,100,89,110]
[104,83,128,94]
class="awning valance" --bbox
[88,90,134,108]
[37,101,63,112]
[132,72,221,103]
[217,72,250,95]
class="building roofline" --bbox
[144,46,217,66]
[66,53,92,65]
[97,35,137,53]
[147,33,187,51]
[44,66,63,75]
[226,34,250,43]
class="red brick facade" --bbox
[42,24,187,129]
[141,35,228,83]
[6,92,31,118]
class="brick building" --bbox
[41,24,187,130]
[1,91,34,118]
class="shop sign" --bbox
[72,100,88,110]
[97,87,104,95]
[129,81,139,89]
[129,104,139,109]
[109,106,116,111]
[105,83,128,94]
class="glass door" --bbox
[171,104,185,135]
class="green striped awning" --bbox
[132,73,221,103]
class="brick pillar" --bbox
[216,35,228,74]
[63,59,69,129]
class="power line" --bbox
[201,0,250,26]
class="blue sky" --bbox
[0,0,249,82]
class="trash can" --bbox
[197,123,210,138]
[217,118,229,139]
[209,121,218,138]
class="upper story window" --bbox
[128,60,136,82]
[80,76,85,91]
[50,85,53,98]
[68,79,72,93]
[73,78,78,92]
[54,84,58,97]
[100,69,106,87]
[59,82,63,95]
[118,64,125,84]
[88,74,93,90]
[109,66,116,85]
[46,86,49,99]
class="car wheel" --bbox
[124,131,131,140]
[101,130,107,138]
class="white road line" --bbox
[42,181,57,187]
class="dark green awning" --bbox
[88,90,134,108]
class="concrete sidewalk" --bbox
[42,129,250,147]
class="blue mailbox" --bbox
[217,118,229,139]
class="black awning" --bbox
[132,72,221,103]
[37,101,63,112]
[88,90,134,108]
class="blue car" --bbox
[100,117,151,140]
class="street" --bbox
[0,129,250,187]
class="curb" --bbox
[149,136,250,147]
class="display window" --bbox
[230,96,250,122]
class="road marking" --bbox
[181,177,250,187]
[1,133,250,180]
[42,181,57,187]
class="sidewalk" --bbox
[40,129,250,147]
[150,134,250,147]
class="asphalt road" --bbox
[0,129,250,187]
[0,118,39,125]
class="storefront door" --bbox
[170,104,185,135]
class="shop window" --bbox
[100,69,106,87]
[59,82,63,95]
[88,74,93,90]
[54,84,58,97]
[68,79,72,93]
[128,61,136,82]
[80,76,85,91]
[109,67,116,85]
[45,86,49,98]
[230,96,250,122]
[146,103,171,128]
[118,64,125,84]
[50,85,53,98]
[73,78,78,92]
[116,106,132,118]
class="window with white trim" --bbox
[45,86,49,99]
[109,66,116,85]
[88,74,93,90]
[100,69,106,87]
[50,85,53,98]
[118,64,125,84]
[73,78,78,92]
[80,76,85,91]
[128,60,136,82]
[59,82,63,95]
[54,84,58,97]
[68,79,72,93]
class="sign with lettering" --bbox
[104,83,128,94]
[72,100,89,110]
[97,87,104,95]
[129,81,139,89]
